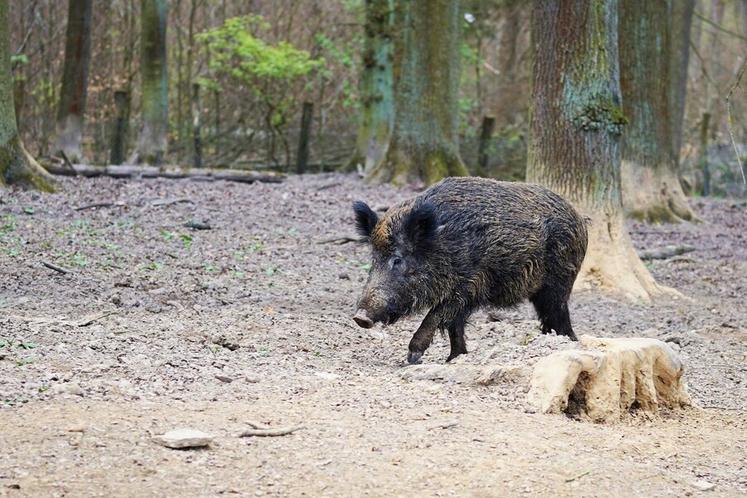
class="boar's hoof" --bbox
[407,351,424,365]
[446,351,466,363]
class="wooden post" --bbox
[296,101,313,175]
[110,90,129,165]
[477,116,496,176]
[191,83,203,169]
[700,112,710,196]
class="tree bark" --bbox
[349,0,394,173]
[0,0,55,191]
[131,0,168,165]
[528,0,671,303]
[366,0,468,186]
[619,0,696,223]
[53,0,93,163]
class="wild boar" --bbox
[351,177,588,364]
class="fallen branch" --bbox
[184,220,211,230]
[238,421,304,437]
[42,261,72,275]
[45,163,285,184]
[318,236,364,245]
[639,244,696,260]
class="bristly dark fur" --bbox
[352,177,588,364]
[352,201,378,238]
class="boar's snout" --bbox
[353,309,374,329]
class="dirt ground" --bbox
[1,173,745,497]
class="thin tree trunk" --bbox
[495,2,523,131]
[700,112,711,196]
[528,0,671,302]
[53,0,93,163]
[348,0,395,173]
[367,0,468,186]
[0,0,55,191]
[296,102,313,175]
[619,0,697,223]
[191,83,202,169]
[669,0,695,170]
[477,116,495,176]
[131,0,168,165]
[110,90,129,165]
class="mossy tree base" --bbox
[0,135,56,192]
[365,142,468,187]
[621,160,699,223]
[573,210,680,303]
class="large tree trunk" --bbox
[669,0,695,170]
[130,0,168,165]
[348,0,394,174]
[52,0,93,163]
[528,0,671,303]
[366,0,468,186]
[0,0,55,191]
[619,0,696,223]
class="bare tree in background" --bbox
[131,0,168,165]
[619,0,697,222]
[528,0,671,302]
[366,0,468,185]
[53,0,93,163]
[0,0,55,190]
[348,0,394,175]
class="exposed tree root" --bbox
[1,139,57,192]
[621,160,699,223]
[573,211,681,303]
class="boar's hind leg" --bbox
[530,285,577,341]
[445,312,468,362]
[407,307,443,364]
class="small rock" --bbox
[153,428,213,449]
[338,273,350,280]
[51,383,84,397]
[184,220,211,230]
[215,374,234,383]
[690,480,715,492]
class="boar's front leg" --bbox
[407,307,443,365]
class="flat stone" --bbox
[690,480,715,492]
[153,428,213,449]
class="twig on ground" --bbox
[238,421,305,437]
[427,419,460,430]
[639,244,696,260]
[565,470,591,483]
[150,197,194,207]
[315,181,342,191]
[318,236,364,245]
[41,261,71,275]
[74,202,126,211]
[77,311,118,327]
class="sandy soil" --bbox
[0,174,745,497]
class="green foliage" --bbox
[198,16,321,95]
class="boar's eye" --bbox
[389,256,404,271]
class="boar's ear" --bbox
[353,201,378,239]
[402,202,438,252]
